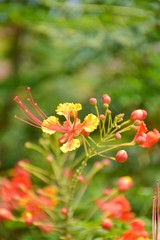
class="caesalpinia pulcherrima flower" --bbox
[131,109,147,122]
[96,195,134,221]
[116,219,149,240]
[133,121,160,148]
[10,89,160,238]
[0,160,57,231]
[14,87,99,153]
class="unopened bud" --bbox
[89,98,97,105]
[103,103,109,108]
[131,109,147,122]
[102,94,111,104]
[103,159,110,166]
[46,155,53,163]
[101,218,113,230]
[115,150,128,163]
[94,161,103,169]
[61,208,68,216]
[77,175,85,183]
[99,114,105,120]
[115,133,121,139]
[117,176,133,191]
[107,109,111,114]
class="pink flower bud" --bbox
[103,188,112,196]
[107,109,111,114]
[61,208,68,216]
[63,168,73,179]
[115,150,128,162]
[99,114,105,120]
[101,218,113,230]
[77,175,85,183]
[102,94,111,104]
[37,188,43,195]
[94,161,103,169]
[131,109,147,122]
[115,133,121,139]
[89,98,97,105]
[103,103,109,108]
[46,155,53,163]
[117,176,133,191]
[0,208,13,220]
[103,159,110,166]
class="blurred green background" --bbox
[0,0,160,238]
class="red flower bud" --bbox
[94,161,103,169]
[46,155,53,163]
[131,109,147,122]
[115,133,121,139]
[117,176,133,191]
[103,159,110,166]
[77,175,85,183]
[103,103,109,108]
[89,98,97,105]
[115,150,128,162]
[99,114,105,120]
[102,94,111,104]
[101,218,113,230]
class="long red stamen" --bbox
[27,87,47,119]
[17,107,42,125]
[13,88,47,127]
[14,115,41,128]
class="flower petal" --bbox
[141,128,160,148]
[60,138,80,153]
[56,103,82,117]
[83,114,99,132]
[41,116,61,134]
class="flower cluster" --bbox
[116,219,149,240]
[0,88,159,239]
[14,89,160,160]
[14,87,99,153]
[0,160,57,232]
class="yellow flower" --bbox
[41,103,99,153]
[13,88,99,153]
